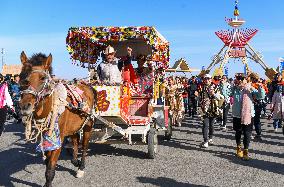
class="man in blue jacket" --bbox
[10,74,21,123]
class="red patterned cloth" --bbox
[133,68,154,96]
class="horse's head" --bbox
[19,51,53,116]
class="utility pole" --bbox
[1,48,4,72]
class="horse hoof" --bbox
[76,169,85,178]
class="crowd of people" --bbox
[163,72,284,161]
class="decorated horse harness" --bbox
[21,69,93,158]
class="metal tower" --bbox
[201,0,276,79]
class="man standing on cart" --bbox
[97,45,133,84]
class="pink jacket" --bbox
[0,83,14,109]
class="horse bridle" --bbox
[21,69,53,105]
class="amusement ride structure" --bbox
[200,0,276,79]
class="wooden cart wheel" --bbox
[147,127,158,159]
[165,118,172,140]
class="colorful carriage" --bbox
[66,26,172,158]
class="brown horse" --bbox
[19,51,95,187]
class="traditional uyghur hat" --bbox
[104,45,115,55]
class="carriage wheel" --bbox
[147,127,158,159]
[165,118,172,140]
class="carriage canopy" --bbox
[66,26,170,69]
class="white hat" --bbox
[204,74,212,79]
[104,45,115,54]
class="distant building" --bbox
[1,64,22,76]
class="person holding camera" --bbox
[200,74,224,148]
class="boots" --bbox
[236,145,243,158]
[243,149,249,161]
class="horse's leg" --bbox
[44,148,61,187]
[70,133,80,167]
[44,151,52,166]
[76,121,93,178]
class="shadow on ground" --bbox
[160,136,284,175]
[137,176,208,187]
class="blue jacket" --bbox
[11,83,20,101]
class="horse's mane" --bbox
[19,53,53,87]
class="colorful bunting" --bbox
[66,26,170,69]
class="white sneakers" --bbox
[201,139,213,148]
[201,142,209,148]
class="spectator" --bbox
[270,83,284,132]
[187,76,198,118]
[231,74,262,160]
[181,77,189,114]
[220,75,231,130]
[10,74,21,123]
[200,74,224,148]
[250,73,266,140]
[0,74,14,136]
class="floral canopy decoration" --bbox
[66,26,170,69]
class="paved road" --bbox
[0,114,283,187]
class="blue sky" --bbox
[1,0,284,79]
